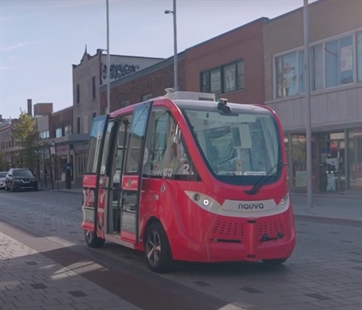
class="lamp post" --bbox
[50,140,55,190]
[303,0,313,208]
[165,0,178,91]
[106,0,111,114]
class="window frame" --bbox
[272,28,362,99]
[200,59,244,95]
[141,94,152,102]
[143,107,200,181]
[92,76,96,100]
[76,84,80,104]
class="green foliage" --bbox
[0,150,7,171]
[11,110,39,171]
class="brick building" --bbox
[99,53,185,111]
[185,17,268,104]
[0,119,20,169]
[72,48,164,134]
[264,0,362,194]
[71,48,164,183]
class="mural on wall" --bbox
[102,63,140,84]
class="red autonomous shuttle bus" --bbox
[82,89,296,273]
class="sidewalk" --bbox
[0,231,140,310]
[45,184,362,223]
[291,192,362,222]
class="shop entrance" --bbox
[319,133,346,192]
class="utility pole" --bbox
[165,0,178,91]
[303,0,313,208]
[106,0,111,113]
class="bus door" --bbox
[82,115,109,237]
[95,117,121,240]
[106,116,130,236]
[120,102,152,244]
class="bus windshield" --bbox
[182,108,281,185]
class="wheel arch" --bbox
[142,216,174,258]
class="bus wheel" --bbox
[84,230,105,248]
[262,258,287,265]
[145,222,173,273]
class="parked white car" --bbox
[0,171,7,189]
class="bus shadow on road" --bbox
[173,260,289,276]
[100,241,290,276]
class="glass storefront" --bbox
[286,128,360,193]
[318,132,345,192]
[348,128,362,191]
[290,134,318,190]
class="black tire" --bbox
[84,230,105,248]
[262,258,288,265]
[144,222,173,273]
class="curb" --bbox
[51,189,83,195]
[294,214,362,227]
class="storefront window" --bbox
[348,128,362,191]
[291,135,306,188]
[357,31,362,82]
[325,40,339,88]
[275,52,297,98]
[312,44,323,90]
[299,51,305,93]
[339,36,353,85]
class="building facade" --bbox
[72,48,164,135]
[185,17,268,105]
[264,0,362,193]
[72,48,164,183]
[99,53,185,111]
[0,119,20,169]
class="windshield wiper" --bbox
[244,161,286,195]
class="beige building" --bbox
[71,48,164,182]
[264,0,362,194]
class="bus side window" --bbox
[143,108,199,181]
[112,119,131,183]
[85,116,107,174]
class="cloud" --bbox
[1,41,40,52]
[0,16,14,23]
[54,0,101,9]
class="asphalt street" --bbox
[0,190,361,310]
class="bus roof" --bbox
[172,99,269,114]
[110,90,272,117]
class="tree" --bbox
[0,150,7,171]
[11,110,39,172]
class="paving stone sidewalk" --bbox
[0,232,140,310]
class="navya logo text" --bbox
[238,203,264,210]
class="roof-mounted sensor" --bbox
[217,98,231,113]
[164,89,216,101]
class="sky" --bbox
[0,0,318,119]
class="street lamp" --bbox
[50,140,56,190]
[106,0,111,114]
[164,0,178,91]
[303,0,312,208]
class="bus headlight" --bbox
[279,193,289,206]
[185,191,221,212]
